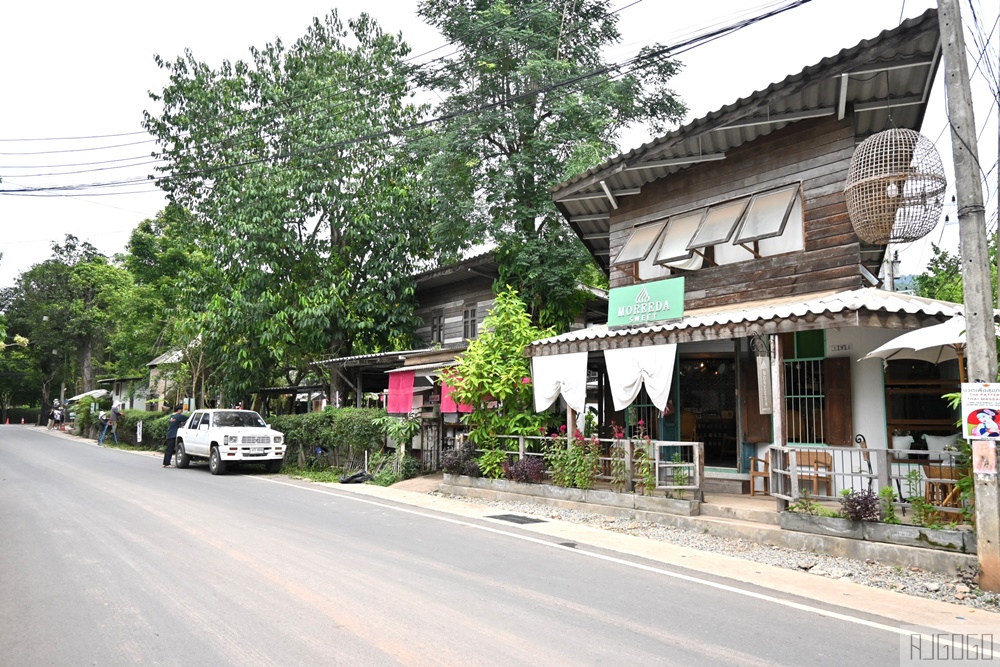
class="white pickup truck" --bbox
[174,409,286,475]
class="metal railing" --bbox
[492,435,705,498]
[768,444,967,518]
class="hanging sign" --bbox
[960,383,1000,440]
[607,277,685,327]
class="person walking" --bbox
[99,403,122,446]
[162,404,188,468]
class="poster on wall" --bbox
[959,383,1000,440]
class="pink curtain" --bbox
[440,377,472,413]
[387,370,415,414]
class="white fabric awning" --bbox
[531,352,588,414]
[604,344,677,412]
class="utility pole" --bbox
[937,0,999,592]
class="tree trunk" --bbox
[78,336,95,392]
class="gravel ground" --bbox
[433,491,1000,612]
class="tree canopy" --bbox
[416,0,685,327]
[143,12,443,395]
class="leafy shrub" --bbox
[269,408,385,467]
[442,442,478,475]
[503,456,546,483]
[399,454,421,481]
[839,489,881,522]
[461,459,482,477]
[477,449,507,479]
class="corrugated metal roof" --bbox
[528,288,961,351]
[554,9,941,270]
[313,348,437,367]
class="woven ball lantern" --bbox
[844,128,946,244]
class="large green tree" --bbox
[144,12,440,398]
[4,236,132,409]
[416,0,686,328]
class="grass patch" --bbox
[281,465,347,484]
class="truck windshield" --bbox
[212,411,266,428]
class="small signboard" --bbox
[960,383,1000,440]
[607,276,685,327]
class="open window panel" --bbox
[688,197,750,249]
[653,211,706,266]
[734,183,801,246]
[612,220,667,266]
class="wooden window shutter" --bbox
[823,357,853,446]
[739,354,772,443]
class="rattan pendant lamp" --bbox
[844,128,947,244]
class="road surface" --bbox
[0,425,987,665]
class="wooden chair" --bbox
[680,410,698,442]
[749,451,769,496]
[923,464,961,508]
[796,451,833,496]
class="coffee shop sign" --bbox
[608,277,685,327]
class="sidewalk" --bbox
[334,472,1000,633]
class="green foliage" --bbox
[913,233,997,304]
[878,485,902,524]
[477,449,508,480]
[268,408,386,467]
[789,488,821,515]
[98,410,172,448]
[633,442,656,496]
[373,412,422,449]
[905,469,943,529]
[144,11,436,399]
[416,0,685,327]
[669,452,689,498]
[543,431,600,490]
[609,437,629,493]
[445,287,553,445]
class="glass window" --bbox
[735,184,800,243]
[689,198,749,248]
[430,313,444,343]
[463,307,477,339]
[612,221,667,265]
[654,211,704,265]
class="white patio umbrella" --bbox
[862,315,983,382]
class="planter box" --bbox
[779,513,863,539]
[634,495,700,517]
[862,522,971,553]
[441,473,699,516]
[779,511,977,554]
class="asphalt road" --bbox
[0,425,962,665]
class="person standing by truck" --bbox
[99,403,122,446]
[162,404,188,468]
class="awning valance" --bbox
[604,344,677,413]
[531,352,588,414]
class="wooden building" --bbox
[529,9,963,491]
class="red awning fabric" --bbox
[440,377,472,414]
[387,370,415,414]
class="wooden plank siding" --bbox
[607,115,869,311]
[414,278,495,348]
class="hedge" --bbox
[269,408,386,467]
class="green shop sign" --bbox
[607,277,685,327]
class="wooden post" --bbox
[938,0,1000,592]
[518,435,526,461]
[770,334,788,511]
[567,406,576,442]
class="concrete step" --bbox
[700,502,781,525]
[702,477,747,494]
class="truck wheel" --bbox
[175,441,191,469]
[265,459,282,474]
[209,446,227,475]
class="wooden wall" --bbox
[609,115,866,310]
[414,279,495,348]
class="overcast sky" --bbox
[1,0,996,289]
